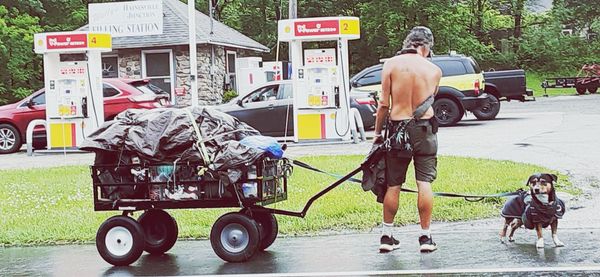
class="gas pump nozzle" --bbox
[82,97,88,118]
[334,86,340,108]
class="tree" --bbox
[0,6,42,104]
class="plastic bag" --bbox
[240,136,284,159]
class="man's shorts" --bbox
[386,119,438,186]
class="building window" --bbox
[142,49,174,100]
[102,56,119,78]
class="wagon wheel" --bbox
[241,207,279,251]
[138,209,179,255]
[210,212,260,262]
[576,86,587,95]
[96,215,145,266]
[588,86,598,94]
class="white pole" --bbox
[188,0,199,107]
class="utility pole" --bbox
[288,0,297,61]
[188,0,199,107]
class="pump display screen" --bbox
[60,53,87,62]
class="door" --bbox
[142,50,174,100]
[14,91,47,141]
[226,51,237,90]
[228,85,280,136]
[273,83,294,137]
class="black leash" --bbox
[291,159,523,202]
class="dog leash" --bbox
[291,159,524,202]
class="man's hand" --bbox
[373,134,383,144]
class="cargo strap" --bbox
[184,108,212,164]
[291,159,523,202]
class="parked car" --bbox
[476,69,534,120]
[0,78,170,154]
[216,80,377,137]
[350,53,489,126]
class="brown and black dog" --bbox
[499,173,565,248]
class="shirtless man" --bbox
[373,26,442,253]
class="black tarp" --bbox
[81,107,264,183]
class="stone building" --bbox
[79,0,269,106]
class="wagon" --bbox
[92,157,293,265]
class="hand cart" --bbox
[91,150,375,266]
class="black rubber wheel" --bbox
[588,86,598,94]
[252,211,278,251]
[96,215,145,266]
[472,94,500,120]
[576,86,587,95]
[210,212,260,262]
[0,124,22,154]
[433,98,462,126]
[138,209,178,255]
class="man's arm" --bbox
[374,61,392,142]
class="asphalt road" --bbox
[1,94,600,276]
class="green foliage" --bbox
[222,89,238,103]
[0,6,42,104]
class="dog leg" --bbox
[508,219,522,242]
[535,224,544,248]
[500,218,512,243]
[551,220,564,247]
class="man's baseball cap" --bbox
[403,26,434,49]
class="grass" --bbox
[0,155,576,246]
[526,71,580,97]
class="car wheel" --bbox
[433,98,462,126]
[0,124,22,154]
[576,86,587,95]
[588,86,598,94]
[472,94,500,120]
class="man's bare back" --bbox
[380,54,442,121]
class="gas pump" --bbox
[33,31,111,150]
[278,17,360,142]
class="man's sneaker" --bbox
[379,235,400,253]
[419,235,438,252]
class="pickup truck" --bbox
[475,69,534,120]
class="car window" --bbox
[103,83,121,98]
[468,58,481,74]
[278,84,293,99]
[243,85,279,103]
[31,92,46,105]
[134,82,167,96]
[434,61,467,77]
[356,69,382,86]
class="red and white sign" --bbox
[294,20,339,37]
[46,34,88,50]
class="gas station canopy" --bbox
[34,32,112,54]
[278,17,360,41]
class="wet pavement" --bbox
[2,227,600,276]
[2,95,600,275]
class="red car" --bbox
[0,78,170,154]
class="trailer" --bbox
[542,64,600,95]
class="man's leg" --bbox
[379,185,402,252]
[416,180,433,231]
[416,179,437,252]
